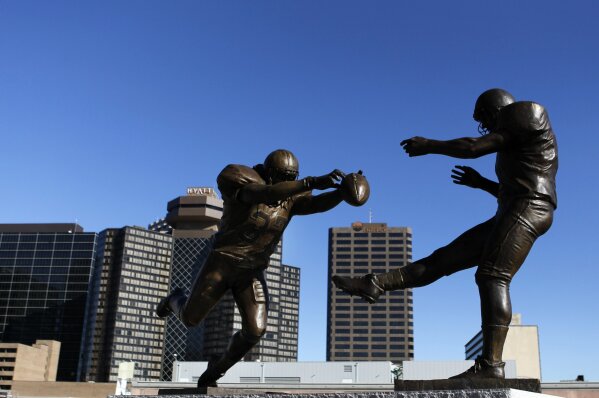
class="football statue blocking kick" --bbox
[334,89,558,379]
[157,149,369,388]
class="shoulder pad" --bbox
[498,101,550,136]
[217,164,265,197]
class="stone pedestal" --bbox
[395,379,541,393]
[112,387,555,398]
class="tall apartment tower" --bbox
[278,263,300,359]
[86,226,173,382]
[150,187,223,380]
[327,222,414,362]
[0,224,97,381]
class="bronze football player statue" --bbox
[334,89,558,379]
[157,149,369,388]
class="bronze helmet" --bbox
[474,88,515,134]
[263,149,299,183]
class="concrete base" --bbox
[396,379,541,393]
[112,387,555,398]
[157,386,269,395]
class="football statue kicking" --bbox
[333,89,558,379]
[157,149,369,388]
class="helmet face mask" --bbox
[263,149,299,184]
[269,168,299,183]
[473,88,515,134]
[474,107,496,135]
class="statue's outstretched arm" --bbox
[238,170,344,204]
[401,132,508,159]
[238,181,310,204]
[291,190,344,216]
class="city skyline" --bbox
[1,1,598,382]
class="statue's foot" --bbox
[449,356,505,379]
[197,361,223,388]
[156,287,185,318]
[332,274,383,304]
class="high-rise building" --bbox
[150,187,223,380]
[86,226,172,382]
[0,224,97,381]
[327,222,414,362]
[278,263,300,359]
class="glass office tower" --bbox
[0,224,97,381]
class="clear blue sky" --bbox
[1,1,598,382]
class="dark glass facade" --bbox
[160,236,213,380]
[0,227,97,381]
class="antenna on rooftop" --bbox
[69,217,78,233]
[369,209,373,223]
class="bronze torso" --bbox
[495,101,558,208]
[213,164,298,269]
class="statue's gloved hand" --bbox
[451,165,482,188]
[401,136,430,157]
[307,169,345,190]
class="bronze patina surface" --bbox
[158,149,367,388]
[334,89,558,379]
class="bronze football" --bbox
[340,171,370,207]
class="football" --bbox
[339,171,370,207]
